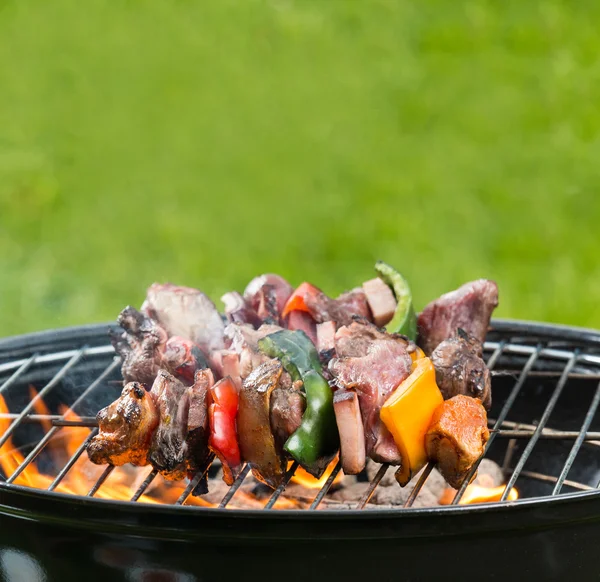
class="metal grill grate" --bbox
[1,320,600,511]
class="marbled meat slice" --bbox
[87,382,159,467]
[148,370,190,481]
[328,322,413,464]
[431,330,492,409]
[417,279,499,355]
[425,395,490,489]
[142,283,225,353]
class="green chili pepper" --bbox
[258,329,321,382]
[375,261,417,341]
[258,330,339,477]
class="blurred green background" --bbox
[1,0,599,336]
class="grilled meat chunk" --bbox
[88,382,159,467]
[431,330,492,409]
[142,283,225,353]
[333,389,366,475]
[329,322,413,464]
[244,274,294,321]
[148,370,190,480]
[270,371,305,451]
[417,279,499,355]
[425,395,490,489]
[238,360,287,488]
[162,336,209,385]
[362,277,397,327]
[286,310,318,345]
[111,306,168,386]
[221,291,263,328]
[304,287,372,327]
[186,369,214,476]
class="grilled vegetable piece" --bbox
[425,394,490,489]
[259,330,339,477]
[417,279,499,356]
[431,329,492,409]
[333,390,366,475]
[362,276,397,327]
[110,306,168,386]
[374,261,417,340]
[186,369,214,478]
[148,370,190,481]
[328,322,413,464]
[88,382,159,467]
[379,357,444,486]
[142,283,225,353]
[238,360,287,488]
[282,282,372,327]
[208,376,242,485]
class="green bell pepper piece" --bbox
[258,330,339,477]
[375,260,417,341]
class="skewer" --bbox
[356,464,389,509]
[310,460,343,510]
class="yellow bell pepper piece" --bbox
[410,347,426,367]
[380,357,443,486]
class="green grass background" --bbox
[1,0,599,336]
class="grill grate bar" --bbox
[6,358,120,484]
[356,463,389,509]
[0,350,86,451]
[130,469,158,502]
[500,352,579,501]
[48,429,98,491]
[310,460,343,510]
[87,464,115,497]
[453,345,543,505]
[175,455,215,506]
[521,470,593,492]
[553,382,600,495]
[218,464,250,509]
[0,355,37,395]
[264,461,299,510]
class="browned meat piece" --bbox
[431,329,492,409]
[334,321,415,358]
[161,336,209,385]
[148,370,190,481]
[286,310,317,345]
[244,274,294,318]
[270,372,305,451]
[362,277,397,327]
[333,390,366,475]
[417,279,499,355]
[305,287,373,327]
[87,382,159,467]
[210,349,242,389]
[110,306,168,386]
[238,360,287,488]
[425,395,490,489]
[254,284,279,324]
[221,291,263,327]
[142,283,225,353]
[329,322,413,464]
[186,369,214,475]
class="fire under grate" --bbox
[1,320,600,511]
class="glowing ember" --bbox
[439,484,519,505]
[289,458,342,490]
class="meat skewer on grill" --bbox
[88,264,497,494]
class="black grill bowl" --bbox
[0,321,600,582]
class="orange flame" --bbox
[439,484,519,505]
[289,458,343,490]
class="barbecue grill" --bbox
[1,320,600,581]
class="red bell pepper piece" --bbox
[281,282,323,318]
[208,377,242,485]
